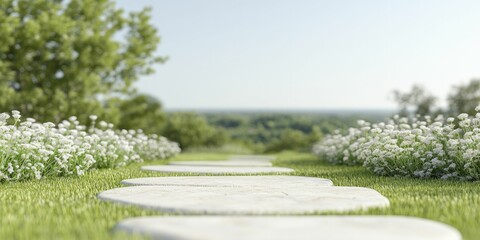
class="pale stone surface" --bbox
[120,176,333,188]
[141,165,293,174]
[169,160,272,167]
[98,185,389,214]
[229,155,275,161]
[115,216,462,240]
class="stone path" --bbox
[229,155,275,161]
[169,160,272,167]
[98,155,462,239]
[98,185,388,214]
[115,216,462,240]
[121,176,333,188]
[141,165,293,174]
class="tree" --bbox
[116,94,165,134]
[265,129,310,152]
[448,79,480,116]
[209,115,248,128]
[0,0,164,123]
[162,113,228,149]
[308,125,323,143]
[392,85,437,117]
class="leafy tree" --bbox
[265,129,310,152]
[392,85,437,117]
[203,127,230,147]
[448,79,480,116]
[308,125,323,143]
[289,116,314,133]
[162,113,228,149]
[202,112,388,153]
[208,115,248,128]
[116,94,165,133]
[0,0,164,123]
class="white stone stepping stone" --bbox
[120,176,333,188]
[115,216,461,240]
[169,160,272,167]
[229,155,275,161]
[98,185,389,214]
[141,165,293,174]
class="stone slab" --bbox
[229,155,275,161]
[115,216,460,240]
[115,216,461,240]
[121,176,333,188]
[98,185,389,214]
[141,165,293,174]
[169,160,272,167]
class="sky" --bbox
[115,0,480,110]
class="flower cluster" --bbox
[120,130,181,161]
[313,111,480,180]
[0,111,180,182]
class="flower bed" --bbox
[313,111,480,180]
[0,111,180,181]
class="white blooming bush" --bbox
[120,129,181,161]
[311,121,371,166]
[0,111,180,182]
[313,110,480,180]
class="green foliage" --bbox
[203,127,229,146]
[162,112,229,149]
[116,94,165,133]
[392,85,437,117]
[265,127,323,152]
[448,79,480,116]
[203,112,386,153]
[265,129,310,152]
[209,115,248,128]
[0,0,164,123]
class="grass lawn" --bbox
[0,151,478,239]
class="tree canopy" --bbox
[392,85,437,117]
[0,0,164,123]
[448,79,480,116]
[162,112,229,149]
[116,94,166,134]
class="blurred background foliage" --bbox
[199,111,388,153]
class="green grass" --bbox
[275,152,480,240]
[0,152,478,239]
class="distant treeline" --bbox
[197,112,391,153]
[392,79,480,117]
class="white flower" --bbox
[457,113,468,120]
[43,122,55,128]
[313,112,480,180]
[0,113,10,121]
[99,121,108,128]
[11,110,21,119]
[0,110,179,182]
[475,104,480,112]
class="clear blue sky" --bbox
[116,0,480,110]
